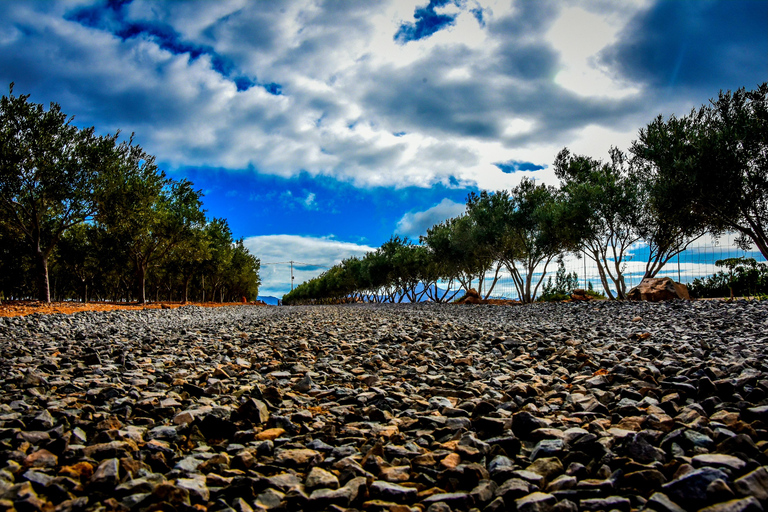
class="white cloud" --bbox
[395,198,467,239]
[243,234,376,297]
[546,5,641,99]
[0,0,757,197]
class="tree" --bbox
[98,156,206,303]
[465,180,568,303]
[422,214,497,296]
[223,239,261,301]
[202,218,234,302]
[0,84,117,302]
[555,148,642,299]
[53,223,101,302]
[631,82,768,259]
[165,224,210,303]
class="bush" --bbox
[539,260,579,301]
[688,257,768,298]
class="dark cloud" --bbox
[495,161,547,174]
[487,0,560,37]
[65,1,280,94]
[601,0,768,93]
[494,41,559,80]
[395,0,459,44]
[359,42,641,147]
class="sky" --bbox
[1,0,766,297]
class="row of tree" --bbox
[0,85,261,303]
[283,83,767,304]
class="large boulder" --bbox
[627,277,690,301]
[457,288,487,305]
[570,289,592,301]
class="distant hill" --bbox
[257,296,280,305]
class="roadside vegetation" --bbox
[0,84,261,304]
[284,83,768,305]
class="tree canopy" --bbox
[0,85,261,303]
[632,82,768,259]
[285,83,768,305]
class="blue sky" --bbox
[1,0,766,297]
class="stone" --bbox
[3,297,768,512]
[274,448,323,468]
[526,457,563,480]
[256,488,285,509]
[369,481,418,503]
[495,478,532,501]
[692,454,747,472]
[23,449,57,469]
[580,496,631,512]
[379,465,411,482]
[421,492,474,510]
[90,458,121,486]
[734,467,768,500]
[457,288,487,305]
[514,492,557,512]
[176,475,210,503]
[238,398,270,424]
[309,477,366,508]
[698,497,765,512]
[646,492,687,512]
[305,467,339,490]
[627,277,690,301]
[662,467,730,507]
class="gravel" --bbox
[1,300,768,511]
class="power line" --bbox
[262,261,328,267]
[261,261,331,291]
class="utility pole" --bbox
[290,261,294,290]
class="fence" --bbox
[476,232,767,300]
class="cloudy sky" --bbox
[1,0,765,297]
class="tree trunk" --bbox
[137,262,148,303]
[35,250,51,303]
[183,276,191,303]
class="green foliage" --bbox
[0,84,113,301]
[688,257,768,298]
[0,85,260,303]
[631,82,768,260]
[539,260,579,301]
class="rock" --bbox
[309,477,366,508]
[496,478,532,501]
[627,277,690,301]
[457,289,487,305]
[646,492,687,512]
[662,467,730,507]
[274,448,323,468]
[698,497,765,512]
[2,300,768,512]
[256,488,285,509]
[734,467,768,500]
[369,481,418,502]
[237,398,270,424]
[305,467,339,490]
[526,458,563,481]
[421,492,474,510]
[570,289,591,301]
[580,496,631,512]
[514,492,557,512]
[90,458,121,486]
[23,449,57,469]
[692,454,747,472]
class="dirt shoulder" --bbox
[0,300,267,318]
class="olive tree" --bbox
[631,83,768,259]
[0,85,118,302]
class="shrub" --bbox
[688,257,768,298]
